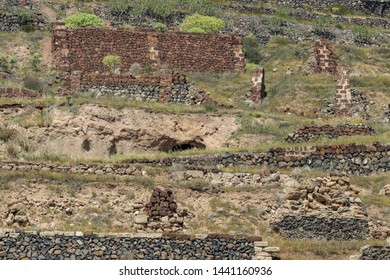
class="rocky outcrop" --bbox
[0,230,279,260]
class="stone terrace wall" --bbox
[0,88,40,98]
[0,230,279,260]
[358,245,390,260]
[52,23,245,86]
[1,143,390,175]
[285,124,375,143]
[75,71,206,104]
[271,216,369,240]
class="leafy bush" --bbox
[24,77,44,92]
[102,55,122,72]
[314,16,334,28]
[352,26,376,44]
[180,13,225,33]
[64,13,105,29]
[153,22,167,31]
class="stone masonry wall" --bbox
[358,245,390,260]
[52,23,245,87]
[231,0,390,16]
[271,216,369,240]
[76,71,207,104]
[0,88,40,98]
[313,40,339,75]
[0,230,279,260]
[285,124,375,143]
[1,142,390,175]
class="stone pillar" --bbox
[232,35,245,73]
[52,22,71,87]
[250,67,266,103]
[313,40,338,75]
[147,33,160,69]
[158,68,173,103]
[334,67,352,116]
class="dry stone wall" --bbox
[0,230,279,260]
[231,0,390,16]
[0,88,40,98]
[357,245,390,260]
[52,23,245,88]
[270,175,373,240]
[285,124,375,143]
[1,143,390,175]
[76,71,207,105]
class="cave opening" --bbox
[170,141,206,152]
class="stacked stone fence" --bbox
[0,230,279,260]
[0,161,142,176]
[230,0,390,17]
[1,143,389,175]
[52,23,245,88]
[73,71,207,105]
[285,124,375,143]
[353,244,390,260]
[0,88,40,98]
[0,0,45,31]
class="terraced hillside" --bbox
[0,0,389,260]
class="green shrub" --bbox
[243,34,262,64]
[132,0,177,18]
[327,4,349,15]
[64,13,105,29]
[269,16,288,27]
[109,0,131,15]
[314,16,334,28]
[102,55,122,72]
[187,27,206,33]
[21,24,35,32]
[352,26,376,44]
[0,54,9,71]
[24,77,44,92]
[12,7,34,25]
[153,22,167,31]
[180,13,225,33]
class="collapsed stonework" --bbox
[270,174,374,240]
[250,67,267,103]
[354,244,390,260]
[133,187,186,233]
[285,124,375,143]
[0,0,44,31]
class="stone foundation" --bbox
[0,88,40,98]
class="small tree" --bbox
[64,13,105,29]
[103,55,122,72]
[180,13,225,33]
[153,23,167,31]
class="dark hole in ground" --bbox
[81,139,91,151]
[171,141,206,152]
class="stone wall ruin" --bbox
[52,23,245,89]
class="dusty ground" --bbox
[1,104,240,159]
[0,177,283,235]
